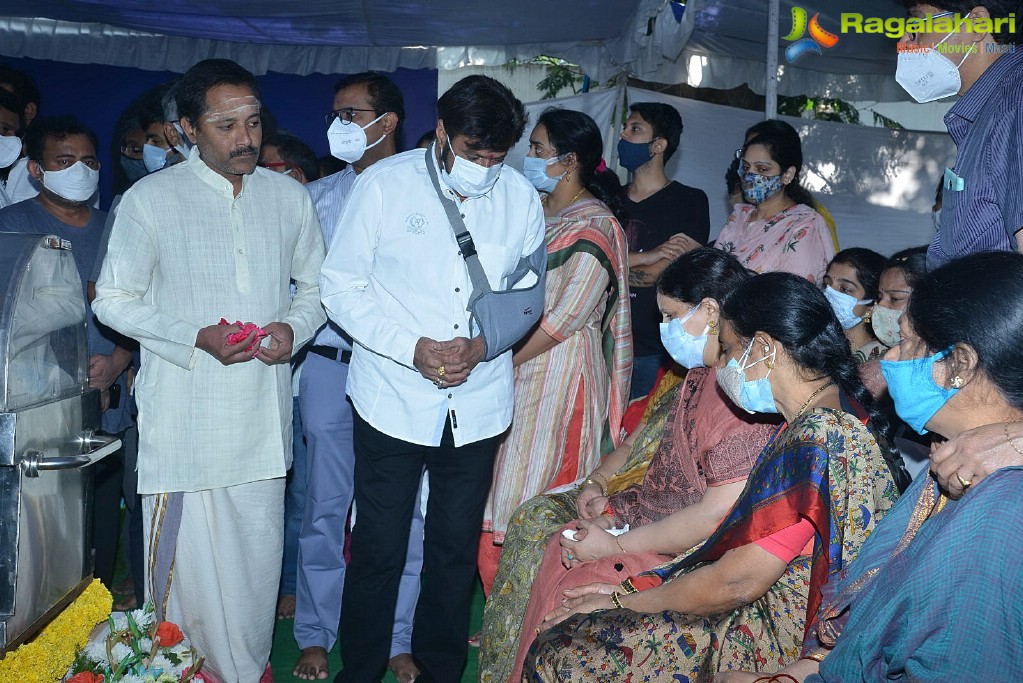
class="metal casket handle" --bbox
[20,435,122,477]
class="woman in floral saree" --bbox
[480,249,777,683]
[525,272,908,681]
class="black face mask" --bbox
[120,154,148,183]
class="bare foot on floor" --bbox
[388,653,420,683]
[276,594,296,619]
[293,646,328,680]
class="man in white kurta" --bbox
[93,59,325,683]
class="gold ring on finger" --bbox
[437,365,446,377]
[955,472,972,488]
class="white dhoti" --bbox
[143,478,285,683]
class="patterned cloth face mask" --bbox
[738,169,785,205]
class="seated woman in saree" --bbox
[525,271,908,681]
[486,249,780,682]
[716,251,1023,683]
[478,107,633,593]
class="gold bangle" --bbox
[1005,423,1023,459]
[619,579,637,594]
[803,650,828,663]
[583,478,608,496]
[614,534,627,555]
[609,591,624,609]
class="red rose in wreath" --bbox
[155,620,184,647]
[68,672,104,683]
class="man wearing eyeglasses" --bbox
[292,71,426,683]
[894,1,1023,267]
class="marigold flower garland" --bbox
[0,579,113,683]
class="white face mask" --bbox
[327,113,387,163]
[42,161,99,202]
[440,138,502,198]
[895,30,972,103]
[0,134,21,169]
[142,143,168,173]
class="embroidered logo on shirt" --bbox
[405,213,428,235]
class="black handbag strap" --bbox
[424,146,492,298]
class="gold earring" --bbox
[951,376,964,389]
[707,319,718,335]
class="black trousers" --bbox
[336,411,499,683]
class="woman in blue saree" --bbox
[719,251,1023,682]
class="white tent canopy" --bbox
[0,0,910,101]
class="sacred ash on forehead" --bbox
[201,96,261,124]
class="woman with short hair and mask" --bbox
[822,247,888,363]
[479,248,777,682]
[478,107,633,595]
[715,130,835,285]
[525,271,907,681]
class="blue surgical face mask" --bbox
[659,305,708,369]
[739,169,785,205]
[523,154,565,193]
[617,138,652,172]
[880,346,959,435]
[716,338,778,414]
[142,143,168,173]
[823,286,872,330]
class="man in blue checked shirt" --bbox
[894,0,1023,267]
[292,72,426,683]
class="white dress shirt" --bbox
[320,147,545,447]
[94,148,326,493]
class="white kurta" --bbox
[94,148,326,494]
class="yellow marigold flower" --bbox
[0,579,112,683]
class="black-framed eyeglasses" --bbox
[905,10,955,42]
[324,107,376,126]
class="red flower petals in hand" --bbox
[218,318,268,352]
[155,620,184,647]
